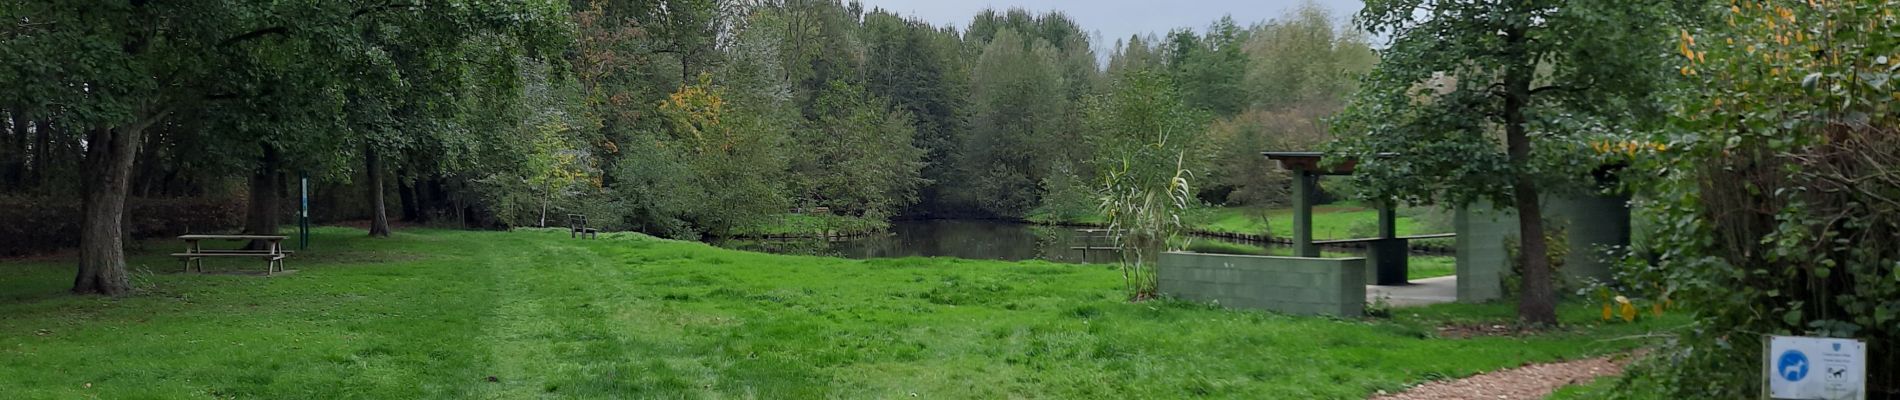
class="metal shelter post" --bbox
[1377,201,1397,239]
[299,174,310,250]
[1291,170,1319,257]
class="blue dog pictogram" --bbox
[1778,350,1810,381]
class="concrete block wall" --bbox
[1551,194,1631,288]
[1454,205,1514,303]
[1454,194,1631,303]
[1157,252,1367,316]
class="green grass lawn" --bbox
[1188,205,1439,239]
[1547,376,1622,400]
[1409,255,1457,280]
[1,227,1668,398]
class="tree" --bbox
[632,74,791,237]
[795,80,928,219]
[959,28,1070,217]
[1203,107,1332,208]
[1334,0,1674,324]
[340,1,568,237]
[570,0,671,190]
[648,0,741,84]
[1242,1,1376,109]
[956,10,1099,219]
[1106,35,1164,78]
[1167,17,1249,117]
[1199,3,1372,208]
[772,0,864,116]
[1621,2,1900,396]
[1087,70,1206,299]
[861,10,968,217]
[0,0,567,294]
[11,0,294,295]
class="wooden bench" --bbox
[568,214,598,239]
[172,234,291,275]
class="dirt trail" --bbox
[1369,353,1633,400]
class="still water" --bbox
[719,219,1277,264]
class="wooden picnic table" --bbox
[173,235,291,275]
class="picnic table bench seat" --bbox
[173,235,291,275]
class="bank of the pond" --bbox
[720,219,1124,264]
[736,204,1453,248]
[725,219,1458,279]
[0,227,1675,398]
[1033,204,1457,254]
[728,213,888,239]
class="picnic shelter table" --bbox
[173,234,291,275]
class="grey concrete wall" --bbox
[1454,194,1631,303]
[1551,194,1630,287]
[1455,204,1514,303]
[1157,252,1366,316]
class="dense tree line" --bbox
[1,0,1369,294]
[12,1,1898,396]
[566,0,1373,229]
[3,0,569,295]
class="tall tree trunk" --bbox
[133,126,166,197]
[31,117,51,188]
[7,108,28,189]
[74,113,162,296]
[413,177,434,223]
[424,177,447,222]
[1502,29,1558,326]
[364,144,391,237]
[454,196,466,227]
[244,144,282,248]
[397,170,419,222]
[597,120,619,188]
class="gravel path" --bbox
[1368,353,1632,400]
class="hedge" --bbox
[0,196,244,257]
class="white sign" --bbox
[1766,335,1866,400]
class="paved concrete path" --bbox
[1367,276,1458,307]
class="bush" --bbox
[1502,225,1568,300]
[1027,165,1100,225]
[1620,4,1900,397]
[0,196,244,257]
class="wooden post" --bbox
[1292,171,1318,257]
[1377,201,1397,239]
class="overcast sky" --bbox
[854,0,1367,48]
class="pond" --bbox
[717,219,1285,264]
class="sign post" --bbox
[1765,335,1866,400]
[299,174,310,250]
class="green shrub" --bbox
[1620,4,1900,397]
[1502,225,1568,300]
[0,196,245,256]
